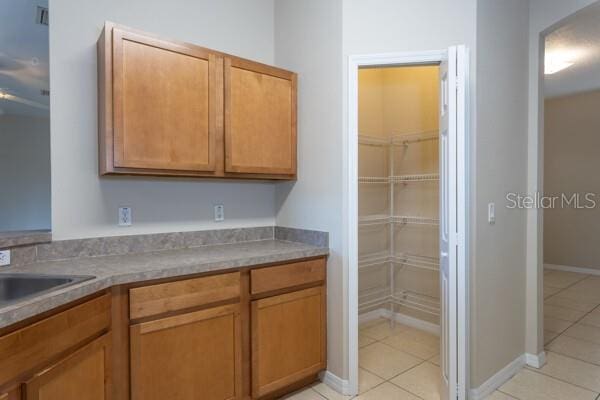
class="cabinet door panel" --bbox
[251,287,326,397]
[130,304,242,400]
[112,28,218,172]
[225,58,296,175]
[25,334,111,400]
[0,386,20,400]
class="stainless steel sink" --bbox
[0,274,95,307]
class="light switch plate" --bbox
[0,250,10,267]
[214,204,225,222]
[488,202,495,225]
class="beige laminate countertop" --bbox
[0,239,328,329]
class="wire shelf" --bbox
[358,252,439,271]
[358,176,391,184]
[391,174,439,183]
[359,174,439,184]
[358,215,439,227]
[358,292,440,316]
[392,131,439,146]
[358,132,439,147]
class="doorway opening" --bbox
[540,1,600,369]
[347,48,468,400]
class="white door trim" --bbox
[346,49,470,398]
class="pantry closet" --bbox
[358,65,440,329]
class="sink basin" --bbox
[0,274,95,307]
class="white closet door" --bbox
[440,45,466,400]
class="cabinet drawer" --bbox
[250,258,325,295]
[129,272,241,320]
[0,294,111,387]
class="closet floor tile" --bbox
[428,354,440,366]
[581,308,600,328]
[499,368,598,400]
[548,335,600,366]
[544,271,589,288]
[355,382,420,400]
[544,316,573,334]
[544,304,587,322]
[358,368,384,394]
[544,330,560,345]
[359,342,422,380]
[360,321,407,341]
[359,333,377,348]
[390,362,440,400]
[484,391,518,400]
[398,327,440,348]
[563,323,600,345]
[534,351,600,392]
[544,285,563,299]
[381,332,439,359]
[545,295,600,313]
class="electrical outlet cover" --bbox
[118,207,132,226]
[0,250,10,267]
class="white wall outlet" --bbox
[214,204,225,222]
[0,250,11,267]
[118,206,132,226]
[488,202,496,225]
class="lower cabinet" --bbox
[25,334,111,400]
[251,286,327,398]
[129,303,242,400]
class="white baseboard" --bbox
[359,307,440,336]
[545,263,600,276]
[525,351,546,369]
[320,370,352,395]
[469,354,525,400]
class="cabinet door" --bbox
[25,334,111,400]
[224,58,297,176]
[112,27,221,173]
[251,286,326,398]
[130,304,242,400]
[0,386,21,400]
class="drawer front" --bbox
[129,272,241,320]
[0,294,111,387]
[251,258,326,295]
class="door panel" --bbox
[130,304,242,400]
[25,334,111,400]
[225,58,297,175]
[112,28,218,172]
[439,46,466,400]
[439,57,451,400]
[251,286,326,398]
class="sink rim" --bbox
[0,273,96,307]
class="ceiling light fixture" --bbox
[545,49,578,75]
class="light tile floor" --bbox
[282,271,600,400]
[282,319,441,400]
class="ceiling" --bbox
[0,0,49,117]
[545,4,600,98]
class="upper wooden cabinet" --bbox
[225,58,296,175]
[98,22,297,179]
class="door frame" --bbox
[346,48,469,399]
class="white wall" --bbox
[544,90,600,270]
[274,0,345,378]
[0,115,51,231]
[474,0,529,388]
[342,0,478,388]
[526,0,598,357]
[49,0,276,240]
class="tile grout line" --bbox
[526,354,600,394]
